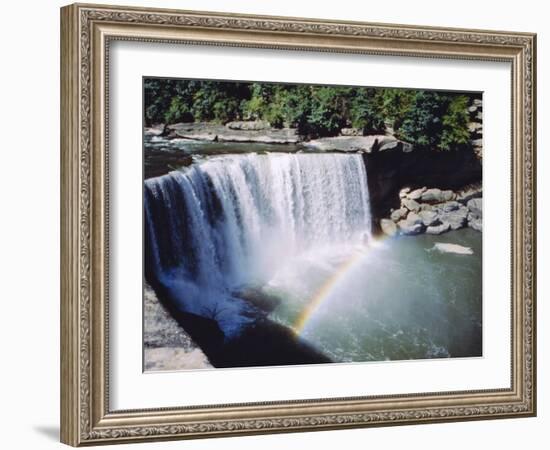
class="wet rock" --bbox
[469,218,482,232]
[407,187,426,200]
[398,212,425,235]
[399,187,411,198]
[380,218,398,237]
[235,287,281,314]
[398,219,424,235]
[426,222,451,235]
[457,185,482,204]
[419,210,439,227]
[390,208,408,222]
[440,201,461,213]
[467,198,482,219]
[402,198,421,212]
[420,203,434,212]
[406,212,423,224]
[438,205,469,230]
[421,188,455,204]
[145,123,167,136]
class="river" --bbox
[144,137,482,367]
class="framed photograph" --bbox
[60,3,537,446]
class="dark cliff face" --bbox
[363,148,482,228]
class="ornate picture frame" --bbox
[60,3,536,446]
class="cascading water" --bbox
[144,152,372,338]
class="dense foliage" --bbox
[145,78,480,151]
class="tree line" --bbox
[145,78,480,151]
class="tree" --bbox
[398,91,447,148]
[143,78,478,151]
[349,88,385,134]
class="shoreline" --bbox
[147,121,415,154]
[145,126,483,237]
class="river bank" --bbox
[143,146,484,370]
[380,184,482,237]
[144,283,212,371]
[145,121,482,238]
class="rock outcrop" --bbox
[225,120,271,131]
[144,283,212,371]
[468,98,483,159]
[164,122,300,144]
[305,135,413,153]
[363,146,482,225]
[379,184,482,237]
[380,218,398,237]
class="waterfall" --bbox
[144,152,372,337]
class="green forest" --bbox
[144,78,480,151]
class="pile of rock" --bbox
[468,98,483,159]
[379,186,482,237]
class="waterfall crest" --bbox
[144,153,372,337]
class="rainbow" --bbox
[293,238,385,334]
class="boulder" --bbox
[406,212,423,225]
[398,218,424,235]
[457,185,482,204]
[380,219,398,237]
[145,123,167,136]
[390,208,408,222]
[407,187,426,200]
[419,203,434,212]
[419,210,439,227]
[467,198,483,219]
[442,190,456,202]
[426,223,451,235]
[399,187,411,198]
[402,198,421,212]
[469,218,482,232]
[421,188,455,204]
[440,201,461,213]
[438,205,469,230]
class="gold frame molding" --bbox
[60,2,537,446]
